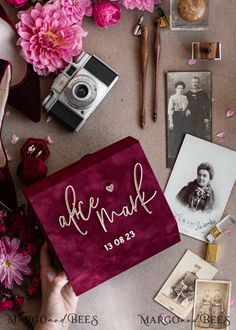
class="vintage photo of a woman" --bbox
[198,289,212,328]
[177,162,215,213]
[168,81,189,157]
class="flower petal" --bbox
[187,59,197,65]
[226,109,235,118]
[11,134,19,145]
[216,131,225,138]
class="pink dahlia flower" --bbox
[0,236,31,289]
[93,2,121,28]
[16,3,87,76]
[54,0,92,24]
[121,0,160,12]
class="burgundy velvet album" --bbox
[23,137,180,296]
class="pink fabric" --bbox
[23,137,180,296]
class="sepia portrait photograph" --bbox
[165,135,236,241]
[192,280,231,330]
[166,71,212,168]
[154,250,218,320]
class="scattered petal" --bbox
[159,313,169,325]
[0,211,4,220]
[226,110,235,118]
[11,134,19,145]
[230,298,235,306]
[187,59,197,65]
[6,111,11,117]
[46,116,53,123]
[224,229,232,235]
[5,150,13,162]
[46,136,54,145]
[216,131,225,139]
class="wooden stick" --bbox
[140,26,149,129]
[153,17,161,122]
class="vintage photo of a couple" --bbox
[192,280,231,330]
[166,71,212,167]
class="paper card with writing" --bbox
[165,134,236,241]
[192,280,231,330]
[154,250,218,320]
[23,137,180,296]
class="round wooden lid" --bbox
[177,0,206,22]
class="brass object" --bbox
[192,42,222,60]
[205,243,218,263]
[177,0,206,22]
[35,150,43,158]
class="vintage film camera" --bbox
[42,52,119,132]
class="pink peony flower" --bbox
[93,2,121,27]
[120,0,160,12]
[0,236,31,289]
[4,0,28,7]
[54,0,92,24]
[16,3,87,76]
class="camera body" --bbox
[42,52,119,132]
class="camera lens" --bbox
[75,84,89,99]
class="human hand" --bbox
[35,243,78,330]
[169,123,174,130]
[185,109,191,117]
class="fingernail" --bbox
[60,271,68,280]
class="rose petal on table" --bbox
[5,150,13,162]
[46,136,54,145]
[11,134,19,144]
[159,313,169,325]
[224,229,232,235]
[187,59,197,65]
[216,131,225,138]
[46,116,53,123]
[230,298,235,306]
[226,110,235,117]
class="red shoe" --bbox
[0,4,41,122]
[0,59,17,211]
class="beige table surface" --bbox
[1,0,236,329]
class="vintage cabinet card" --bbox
[154,250,218,320]
[192,280,231,330]
[165,135,236,241]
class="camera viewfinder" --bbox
[66,65,77,77]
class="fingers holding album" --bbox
[36,243,78,330]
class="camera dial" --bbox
[65,75,97,109]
